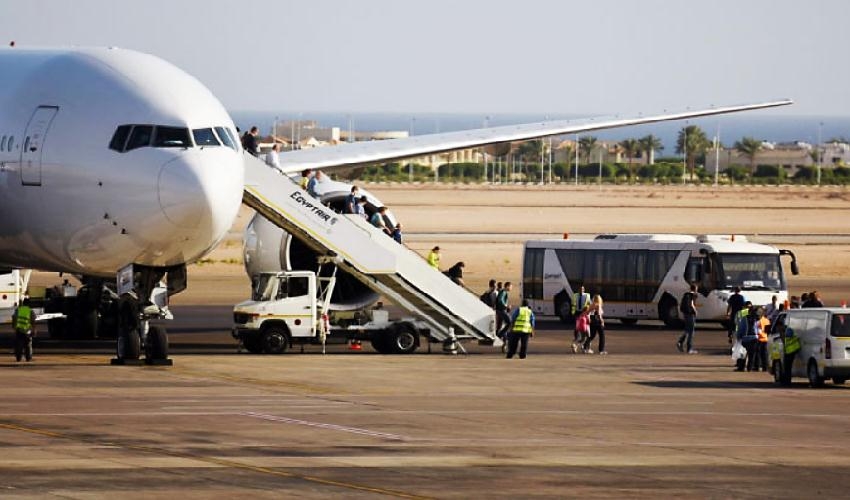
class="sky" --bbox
[2,0,849,117]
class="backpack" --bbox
[480,290,494,307]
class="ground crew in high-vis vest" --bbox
[12,300,36,362]
[506,299,535,359]
[571,286,591,316]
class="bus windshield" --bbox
[716,253,785,291]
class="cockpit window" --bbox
[125,125,153,151]
[153,127,192,148]
[193,128,220,147]
[214,126,237,150]
[109,125,132,152]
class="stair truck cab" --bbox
[232,270,431,354]
[768,307,850,387]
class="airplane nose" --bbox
[157,151,244,240]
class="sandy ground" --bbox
[29,183,850,305]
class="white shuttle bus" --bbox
[522,234,799,327]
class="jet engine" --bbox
[243,177,396,311]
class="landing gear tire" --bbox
[243,334,264,354]
[262,327,289,354]
[390,324,418,354]
[659,298,683,329]
[145,326,169,361]
[807,359,824,388]
[117,327,141,360]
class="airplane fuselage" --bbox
[0,47,244,277]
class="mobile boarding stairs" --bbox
[242,154,498,347]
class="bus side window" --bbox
[685,258,702,285]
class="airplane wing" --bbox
[273,99,792,175]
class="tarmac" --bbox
[0,312,848,499]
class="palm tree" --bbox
[734,136,763,178]
[638,134,663,165]
[578,136,597,165]
[618,138,639,182]
[676,126,710,180]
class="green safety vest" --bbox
[571,292,590,314]
[512,306,533,334]
[15,305,32,332]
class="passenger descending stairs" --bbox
[241,154,497,344]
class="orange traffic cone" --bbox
[349,340,362,351]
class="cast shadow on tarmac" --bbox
[635,380,848,390]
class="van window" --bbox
[808,312,828,338]
[787,314,805,336]
[831,314,850,337]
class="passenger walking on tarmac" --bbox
[733,302,753,371]
[426,246,441,269]
[755,308,771,371]
[265,143,282,171]
[571,285,591,317]
[764,295,779,322]
[802,290,824,308]
[344,186,360,214]
[726,286,746,343]
[495,282,513,339]
[494,282,504,333]
[12,299,36,362]
[241,126,260,156]
[300,168,313,190]
[798,292,809,309]
[584,295,606,354]
[445,261,465,286]
[572,306,591,353]
[677,284,699,354]
[506,300,535,359]
[480,279,497,308]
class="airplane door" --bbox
[20,106,59,186]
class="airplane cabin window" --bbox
[7,136,13,152]
[1,136,5,151]
[193,128,220,147]
[153,126,191,148]
[125,125,153,151]
[109,125,132,152]
[23,136,30,153]
[214,127,236,150]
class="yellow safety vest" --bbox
[427,251,440,269]
[511,306,533,334]
[14,305,32,332]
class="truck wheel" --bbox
[145,326,169,361]
[391,324,419,355]
[370,335,391,354]
[117,327,141,360]
[262,327,289,354]
[659,297,683,329]
[807,359,824,388]
[243,334,264,354]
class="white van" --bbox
[769,308,850,387]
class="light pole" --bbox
[409,117,416,182]
[682,126,688,185]
[574,134,579,186]
[818,121,823,186]
[598,147,603,190]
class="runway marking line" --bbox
[242,412,409,441]
[0,420,430,499]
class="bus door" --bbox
[625,250,649,317]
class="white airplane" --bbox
[0,45,792,362]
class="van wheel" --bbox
[807,360,825,388]
[262,327,289,354]
[834,377,846,385]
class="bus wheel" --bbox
[554,291,572,324]
[658,297,683,329]
[807,359,824,388]
[620,318,638,326]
